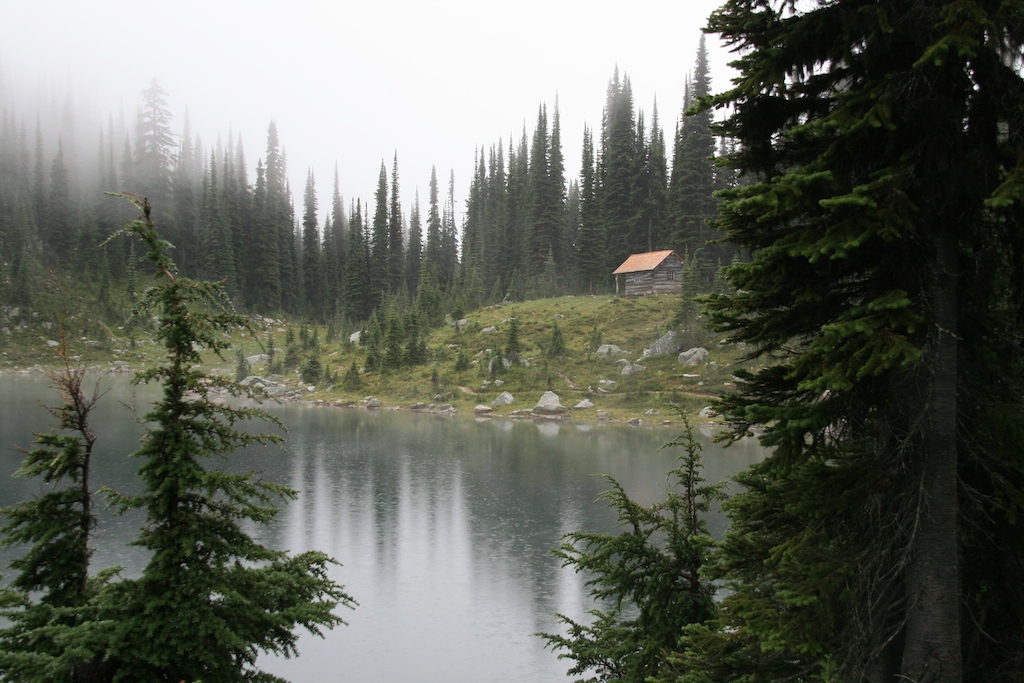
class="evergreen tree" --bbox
[342,199,371,322]
[43,138,76,260]
[598,68,639,269]
[388,153,405,292]
[134,79,175,210]
[102,195,353,681]
[539,418,724,683]
[692,2,1024,681]
[370,161,390,307]
[576,125,604,291]
[0,346,110,681]
[667,35,719,284]
[301,169,323,318]
[405,189,423,296]
[424,166,443,275]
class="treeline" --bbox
[0,38,732,329]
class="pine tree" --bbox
[694,2,1024,681]
[102,195,354,681]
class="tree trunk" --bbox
[901,226,961,683]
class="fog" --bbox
[1,0,734,225]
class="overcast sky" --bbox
[1,0,735,225]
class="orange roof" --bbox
[612,250,680,274]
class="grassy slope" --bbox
[1,295,752,423]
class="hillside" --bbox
[0,294,750,424]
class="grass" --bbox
[0,294,754,424]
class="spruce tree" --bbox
[101,195,353,682]
[0,344,110,681]
[694,2,1024,681]
[301,169,323,318]
[668,34,718,279]
[539,418,724,683]
[388,153,405,292]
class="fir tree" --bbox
[301,169,323,318]
[101,194,354,681]
[0,343,111,681]
[539,417,724,683]
[694,2,1024,681]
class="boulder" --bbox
[533,391,568,415]
[699,406,717,419]
[366,397,382,409]
[349,330,362,344]
[246,353,270,366]
[621,362,646,377]
[573,399,595,410]
[595,344,623,358]
[639,331,683,361]
[492,391,515,407]
[474,405,494,415]
[481,325,498,333]
[678,347,710,367]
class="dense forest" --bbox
[0,38,731,332]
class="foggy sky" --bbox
[1,0,735,227]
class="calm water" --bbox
[0,373,765,682]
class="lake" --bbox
[0,373,766,682]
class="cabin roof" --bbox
[612,250,680,275]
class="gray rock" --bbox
[573,399,595,410]
[410,402,427,410]
[474,405,493,415]
[247,353,270,366]
[493,379,505,387]
[263,383,287,396]
[639,331,683,361]
[366,397,382,409]
[481,326,498,333]
[621,362,646,377]
[533,391,568,415]
[699,406,717,418]
[492,391,515,407]
[595,344,622,358]
[46,339,59,347]
[349,330,362,344]
[678,347,710,367]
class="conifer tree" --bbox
[539,418,724,682]
[388,153,405,292]
[101,195,353,681]
[405,189,423,296]
[370,161,390,307]
[694,2,1024,681]
[576,125,604,292]
[342,199,371,322]
[668,35,718,283]
[598,68,639,269]
[301,169,323,318]
[0,344,110,682]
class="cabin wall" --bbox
[621,260,682,296]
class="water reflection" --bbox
[0,375,766,682]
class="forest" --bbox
[0,39,730,334]
[3,1,1024,682]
